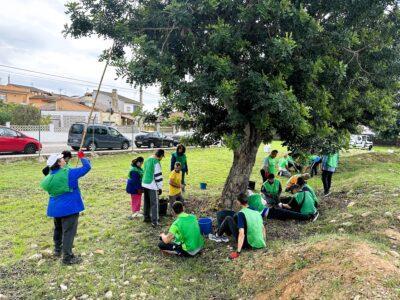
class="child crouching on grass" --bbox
[169,162,184,213]
[126,157,144,219]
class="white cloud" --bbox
[0,0,161,110]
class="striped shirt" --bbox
[142,162,163,190]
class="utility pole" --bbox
[7,74,10,84]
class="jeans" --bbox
[260,169,268,183]
[267,207,313,221]
[53,213,79,260]
[143,188,159,224]
[322,170,334,194]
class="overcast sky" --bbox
[0,0,161,110]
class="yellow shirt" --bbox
[169,170,182,196]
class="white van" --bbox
[350,134,373,150]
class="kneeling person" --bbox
[159,201,204,257]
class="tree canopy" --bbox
[65,0,400,205]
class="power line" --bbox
[0,64,159,97]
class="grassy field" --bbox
[1,143,400,299]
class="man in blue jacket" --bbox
[41,151,91,265]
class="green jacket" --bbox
[240,208,266,249]
[169,213,204,252]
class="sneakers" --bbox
[312,211,319,222]
[54,251,62,258]
[323,191,331,197]
[151,223,160,228]
[208,234,229,243]
[62,255,82,265]
[129,212,143,219]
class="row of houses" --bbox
[0,83,144,128]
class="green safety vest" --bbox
[305,184,319,204]
[128,165,143,180]
[40,168,72,197]
[172,152,187,168]
[326,153,339,168]
[267,156,277,174]
[263,179,280,196]
[248,194,266,212]
[240,208,266,249]
[142,157,160,184]
[294,191,316,215]
[169,213,204,252]
[278,157,288,169]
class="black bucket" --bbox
[159,198,168,216]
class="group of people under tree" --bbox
[39,143,339,263]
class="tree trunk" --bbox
[221,124,262,209]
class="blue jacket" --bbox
[126,169,143,194]
[47,158,91,218]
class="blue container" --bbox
[200,182,207,190]
[198,217,212,235]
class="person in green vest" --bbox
[321,152,339,196]
[217,193,266,260]
[278,153,291,178]
[261,173,282,206]
[276,184,319,221]
[171,144,188,191]
[40,151,91,265]
[287,152,303,173]
[42,150,72,176]
[142,149,165,227]
[260,150,278,182]
[297,177,319,207]
[158,201,204,257]
[126,156,144,219]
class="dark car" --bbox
[134,131,175,148]
[0,126,42,154]
[68,123,130,151]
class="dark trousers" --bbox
[143,188,159,224]
[310,161,321,177]
[322,170,334,194]
[53,213,79,260]
[158,241,193,257]
[260,169,268,183]
[217,214,250,249]
[267,207,313,221]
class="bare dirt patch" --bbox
[241,237,400,300]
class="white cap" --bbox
[46,153,63,167]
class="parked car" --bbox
[0,126,42,154]
[68,123,130,151]
[349,134,373,150]
[171,131,194,146]
[134,131,175,148]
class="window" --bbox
[95,127,107,135]
[109,128,120,137]
[70,124,84,134]
[0,128,18,137]
[0,94,5,101]
[125,105,132,113]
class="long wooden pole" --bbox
[76,45,113,165]
[78,46,113,152]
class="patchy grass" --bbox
[1,143,400,299]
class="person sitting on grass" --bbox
[158,201,204,257]
[40,151,91,265]
[267,184,319,221]
[247,185,269,218]
[261,173,282,206]
[285,173,311,193]
[298,177,319,207]
[126,156,144,219]
[169,162,184,212]
[216,193,266,260]
[260,149,278,183]
[278,153,291,178]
